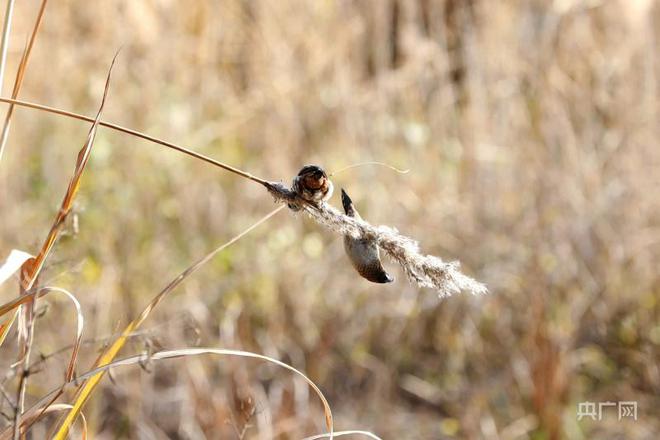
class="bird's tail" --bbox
[341,188,356,216]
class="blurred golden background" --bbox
[0,0,659,438]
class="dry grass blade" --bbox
[0,285,83,440]
[0,292,33,318]
[34,287,83,382]
[6,347,332,440]
[0,250,32,346]
[2,52,117,331]
[329,162,409,176]
[51,205,285,440]
[78,410,88,440]
[0,0,49,165]
[0,404,86,440]
[0,286,83,380]
[0,0,17,92]
[0,250,32,288]
[9,53,116,440]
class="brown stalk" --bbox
[0,96,270,186]
[0,0,49,165]
[0,0,17,92]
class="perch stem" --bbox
[0,96,270,187]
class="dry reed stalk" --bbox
[0,0,16,94]
[0,96,269,185]
[8,52,115,440]
[0,0,53,353]
[0,0,49,165]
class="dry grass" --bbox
[1,0,659,439]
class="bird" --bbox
[341,188,394,284]
[289,165,334,210]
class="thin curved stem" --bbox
[329,161,409,176]
[0,96,270,186]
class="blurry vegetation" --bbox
[0,0,659,439]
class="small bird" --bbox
[341,189,394,284]
[289,165,334,210]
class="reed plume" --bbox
[265,181,487,297]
